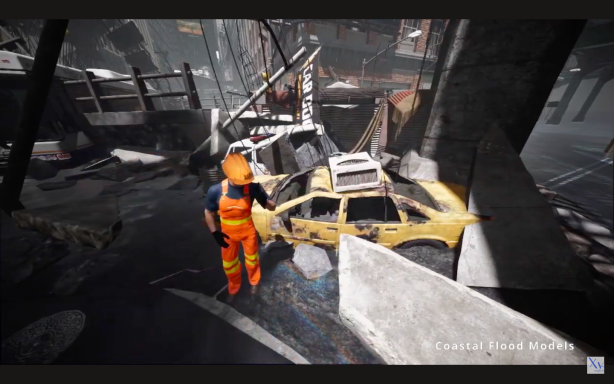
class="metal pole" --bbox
[1,19,69,215]
[190,46,307,158]
[361,59,366,87]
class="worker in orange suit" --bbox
[203,153,277,298]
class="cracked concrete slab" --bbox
[459,127,591,291]
[338,234,600,365]
[12,195,122,250]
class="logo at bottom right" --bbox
[588,357,604,374]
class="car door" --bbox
[268,193,342,248]
[339,193,404,248]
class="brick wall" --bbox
[305,21,315,35]
[415,19,432,53]
[367,30,378,45]
[396,19,405,42]
[337,25,346,40]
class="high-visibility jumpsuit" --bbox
[218,179,261,295]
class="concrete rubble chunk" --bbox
[458,206,592,291]
[27,158,59,181]
[131,167,173,183]
[37,180,77,191]
[338,234,600,365]
[292,243,333,280]
[11,195,122,250]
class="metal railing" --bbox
[63,62,202,112]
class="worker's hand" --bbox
[212,230,230,248]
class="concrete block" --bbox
[292,244,333,280]
[457,206,593,291]
[12,195,122,250]
[338,234,599,365]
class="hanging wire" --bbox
[199,19,266,175]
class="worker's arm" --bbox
[265,199,276,211]
[203,185,221,233]
[254,183,276,211]
[204,209,218,233]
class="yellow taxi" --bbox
[251,167,483,250]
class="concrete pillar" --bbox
[546,71,585,125]
[572,66,614,122]
[0,19,69,215]
[411,20,585,186]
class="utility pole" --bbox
[1,19,69,215]
[361,30,422,87]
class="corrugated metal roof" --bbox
[321,104,380,152]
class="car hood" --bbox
[415,180,468,213]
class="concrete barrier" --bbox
[338,234,599,365]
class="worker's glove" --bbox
[212,231,230,248]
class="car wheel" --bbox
[397,239,447,250]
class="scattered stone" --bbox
[11,195,122,250]
[292,243,333,280]
[37,180,77,191]
[338,234,601,365]
[27,158,59,181]
[167,175,200,191]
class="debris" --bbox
[37,180,77,191]
[292,243,333,280]
[81,156,119,171]
[27,158,59,181]
[11,195,122,250]
[167,175,200,191]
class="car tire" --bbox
[397,239,447,250]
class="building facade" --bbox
[276,19,446,91]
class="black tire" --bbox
[397,239,447,250]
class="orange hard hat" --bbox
[222,153,254,185]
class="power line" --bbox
[199,19,266,175]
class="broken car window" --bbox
[274,171,312,204]
[292,197,340,223]
[402,203,430,222]
[346,197,401,223]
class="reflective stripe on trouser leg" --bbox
[221,239,242,295]
[242,229,260,286]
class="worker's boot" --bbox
[225,293,237,305]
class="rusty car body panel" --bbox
[252,167,481,250]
